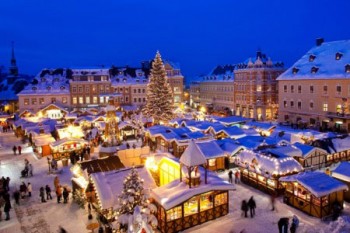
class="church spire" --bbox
[9,41,18,77]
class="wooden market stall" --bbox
[33,134,56,157]
[151,140,235,233]
[235,150,303,195]
[119,122,138,140]
[326,137,350,166]
[50,138,87,160]
[331,162,350,202]
[280,172,347,218]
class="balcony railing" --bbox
[327,112,350,119]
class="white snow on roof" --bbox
[151,169,235,210]
[72,68,109,76]
[50,138,87,147]
[280,172,348,198]
[236,150,303,176]
[180,140,207,166]
[332,162,350,182]
[90,166,156,210]
[33,134,56,146]
[277,40,350,80]
[332,137,350,152]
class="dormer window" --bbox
[60,86,65,90]
[41,78,46,82]
[292,67,299,74]
[311,67,319,74]
[336,52,343,60]
[309,55,316,62]
[32,86,37,91]
[346,64,350,73]
[47,86,52,90]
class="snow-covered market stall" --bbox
[280,172,348,218]
[235,150,303,195]
[32,134,56,157]
[150,141,235,233]
[50,138,87,160]
[326,137,350,166]
[331,162,350,202]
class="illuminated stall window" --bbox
[215,192,227,206]
[166,206,182,221]
[208,159,216,167]
[200,192,214,212]
[184,196,198,216]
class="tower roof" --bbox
[180,140,207,167]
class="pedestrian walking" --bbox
[40,187,46,203]
[278,217,289,233]
[0,196,4,221]
[270,193,277,211]
[20,182,27,199]
[28,164,33,177]
[45,185,52,200]
[228,170,233,184]
[248,196,256,218]
[235,170,240,184]
[241,200,248,218]
[87,145,91,155]
[63,187,69,203]
[4,201,11,220]
[12,145,17,155]
[290,215,299,233]
[27,183,32,197]
[56,185,62,203]
[13,189,20,205]
[54,176,60,189]
[18,145,22,155]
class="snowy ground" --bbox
[0,131,350,233]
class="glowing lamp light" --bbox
[200,106,206,113]
[145,157,158,172]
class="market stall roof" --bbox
[195,140,225,159]
[119,121,138,130]
[280,172,348,198]
[331,137,350,153]
[79,156,125,174]
[50,138,87,147]
[218,126,246,139]
[215,116,249,126]
[236,150,303,176]
[90,166,156,210]
[180,140,207,167]
[33,134,56,146]
[217,138,245,155]
[332,162,350,182]
[151,168,235,210]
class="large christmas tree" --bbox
[142,51,173,124]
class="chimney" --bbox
[316,38,324,46]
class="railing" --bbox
[326,112,350,119]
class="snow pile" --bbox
[322,216,350,233]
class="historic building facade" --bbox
[164,62,184,106]
[70,68,112,110]
[277,39,350,132]
[189,82,200,109]
[234,51,284,120]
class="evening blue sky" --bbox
[1,0,350,81]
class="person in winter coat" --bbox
[45,185,52,200]
[19,182,27,199]
[54,176,60,189]
[241,200,248,218]
[28,164,33,177]
[228,170,233,184]
[18,145,22,155]
[40,187,46,203]
[4,201,11,220]
[290,215,299,233]
[12,145,17,155]
[235,170,240,184]
[63,187,69,203]
[13,189,20,205]
[248,196,256,218]
[0,196,5,221]
[278,217,289,233]
[27,183,32,197]
[56,185,62,203]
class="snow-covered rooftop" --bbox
[151,169,235,210]
[332,162,350,182]
[90,167,156,210]
[280,172,348,198]
[277,40,350,80]
[332,137,350,153]
[180,140,207,167]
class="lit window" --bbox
[309,54,316,62]
[39,98,44,105]
[62,97,67,104]
[72,97,77,104]
[311,67,319,74]
[31,98,37,105]
[93,97,98,104]
[256,85,262,92]
[85,96,90,104]
[100,96,104,103]
[78,97,83,104]
[336,52,343,60]
[323,103,328,112]
[208,159,216,167]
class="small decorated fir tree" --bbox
[142,51,174,124]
